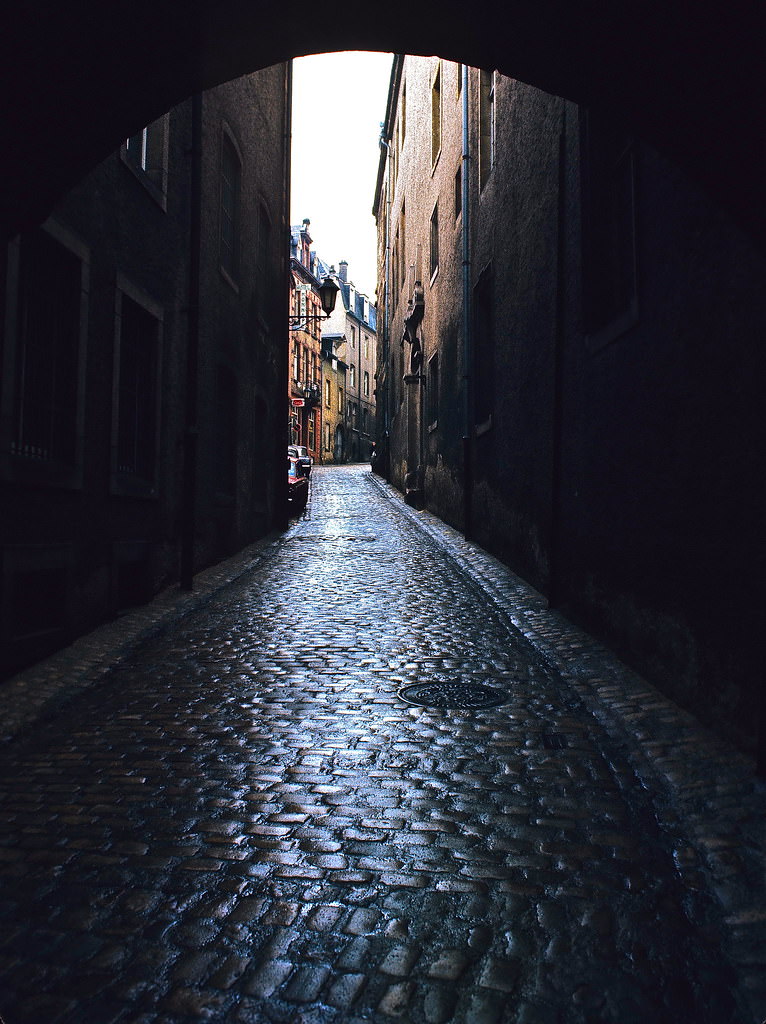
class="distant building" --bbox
[288,220,326,463]
[319,328,347,464]
[322,260,377,463]
[374,55,766,756]
[0,68,290,678]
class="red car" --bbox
[287,455,309,514]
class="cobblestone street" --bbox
[1,464,764,1024]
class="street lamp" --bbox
[289,276,339,329]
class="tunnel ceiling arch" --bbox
[2,0,764,245]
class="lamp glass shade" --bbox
[319,277,339,316]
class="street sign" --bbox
[291,398,305,407]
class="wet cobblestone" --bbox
[0,464,764,1023]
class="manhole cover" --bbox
[398,682,507,709]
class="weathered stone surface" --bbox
[0,465,762,1023]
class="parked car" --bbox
[288,444,312,478]
[287,455,309,514]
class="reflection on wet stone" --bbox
[0,466,756,1023]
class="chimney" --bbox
[339,260,348,284]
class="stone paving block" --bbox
[335,936,371,971]
[427,947,470,979]
[379,943,420,976]
[307,903,345,931]
[170,949,219,983]
[0,465,763,1024]
[241,957,293,997]
[462,989,507,1024]
[208,953,251,990]
[161,985,229,1019]
[479,957,521,993]
[326,970,367,1009]
[378,980,416,1017]
[423,982,459,1023]
[344,906,381,935]
[282,963,331,1002]
[226,896,268,924]
[261,900,301,926]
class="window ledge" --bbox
[120,152,168,211]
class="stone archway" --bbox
[1,1,764,247]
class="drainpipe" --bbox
[461,63,473,540]
[380,134,392,451]
[548,101,567,608]
[275,60,292,532]
[180,91,202,591]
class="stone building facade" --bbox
[321,261,377,463]
[0,68,290,678]
[374,55,766,755]
[318,329,347,465]
[288,221,325,462]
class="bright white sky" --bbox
[290,52,393,301]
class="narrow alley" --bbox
[1,465,763,1024]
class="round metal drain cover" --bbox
[398,682,507,709]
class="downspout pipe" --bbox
[461,63,473,540]
[548,101,567,609]
[373,55,403,481]
[180,91,202,591]
[379,135,392,442]
[276,59,292,531]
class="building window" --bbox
[350,325,356,349]
[431,62,442,167]
[115,293,160,483]
[123,115,168,201]
[430,203,439,280]
[363,371,370,397]
[11,229,81,466]
[220,133,241,281]
[473,265,494,431]
[338,387,343,414]
[325,379,331,407]
[363,407,368,433]
[428,352,439,427]
[215,365,238,496]
[364,335,370,359]
[580,108,639,347]
[307,411,315,452]
[325,423,332,451]
[479,69,495,190]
